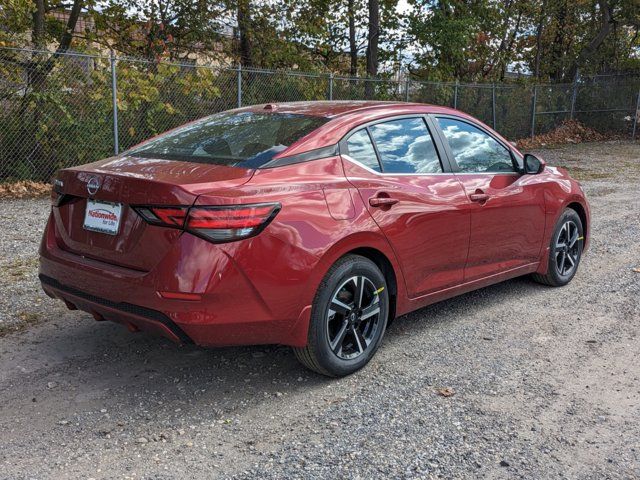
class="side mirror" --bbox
[523,153,545,174]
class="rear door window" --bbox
[345,129,382,172]
[127,112,328,168]
[368,118,442,174]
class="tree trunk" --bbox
[237,0,252,67]
[500,11,522,80]
[32,0,46,49]
[56,0,83,54]
[365,0,379,99]
[565,0,614,81]
[28,0,84,89]
[533,0,547,78]
[27,0,84,181]
[348,0,357,77]
[489,0,513,78]
[550,0,568,81]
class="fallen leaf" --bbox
[0,181,50,199]
[436,387,455,397]
[516,120,614,150]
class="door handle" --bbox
[369,196,399,207]
[469,193,489,203]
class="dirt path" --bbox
[1,141,639,479]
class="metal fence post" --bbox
[531,85,537,139]
[633,89,640,140]
[237,64,242,108]
[570,72,579,119]
[454,80,459,109]
[328,72,333,101]
[492,83,497,129]
[110,50,119,155]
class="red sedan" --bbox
[39,101,590,376]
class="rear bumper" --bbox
[40,274,193,344]
[38,213,313,347]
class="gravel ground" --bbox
[0,141,639,479]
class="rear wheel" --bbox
[293,255,389,377]
[532,208,584,287]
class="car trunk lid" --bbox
[52,155,254,271]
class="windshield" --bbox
[126,111,328,168]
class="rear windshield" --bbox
[127,112,328,168]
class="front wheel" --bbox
[293,255,389,377]
[532,208,584,287]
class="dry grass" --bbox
[561,167,614,181]
[0,311,41,337]
[0,257,39,282]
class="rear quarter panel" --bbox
[194,156,406,343]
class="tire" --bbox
[293,254,389,377]
[532,208,584,287]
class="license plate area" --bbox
[83,199,122,235]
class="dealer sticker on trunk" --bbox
[83,199,122,235]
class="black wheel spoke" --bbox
[353,276,365,309]
[352,326,365,353]
[360,302,380,321]
[558,251,566,274]
[568,228,578,248]
[330,299,352,316]
[358,327,369,348]
[330,320,349,354]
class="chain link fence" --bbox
[2,46,639,182]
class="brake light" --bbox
[133,203,280,243]
[134,206,188,227]
[187,204,280,242]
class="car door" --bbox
[433,115,546,282]
[340,115,471,298]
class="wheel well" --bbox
[567,202,587,239]
[347,247,398,324]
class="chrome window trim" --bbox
[452,171,521,176]
[342,154,517,177]
[341,154,453,177]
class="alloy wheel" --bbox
[554,220,581,276]
[326,276,383,360]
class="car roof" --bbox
[233,101,518,164]
[235,100,458,118]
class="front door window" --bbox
[437,118,515,173]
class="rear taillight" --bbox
[134,206,189,227]
[133,203,280,243]
[185,204,280,242]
